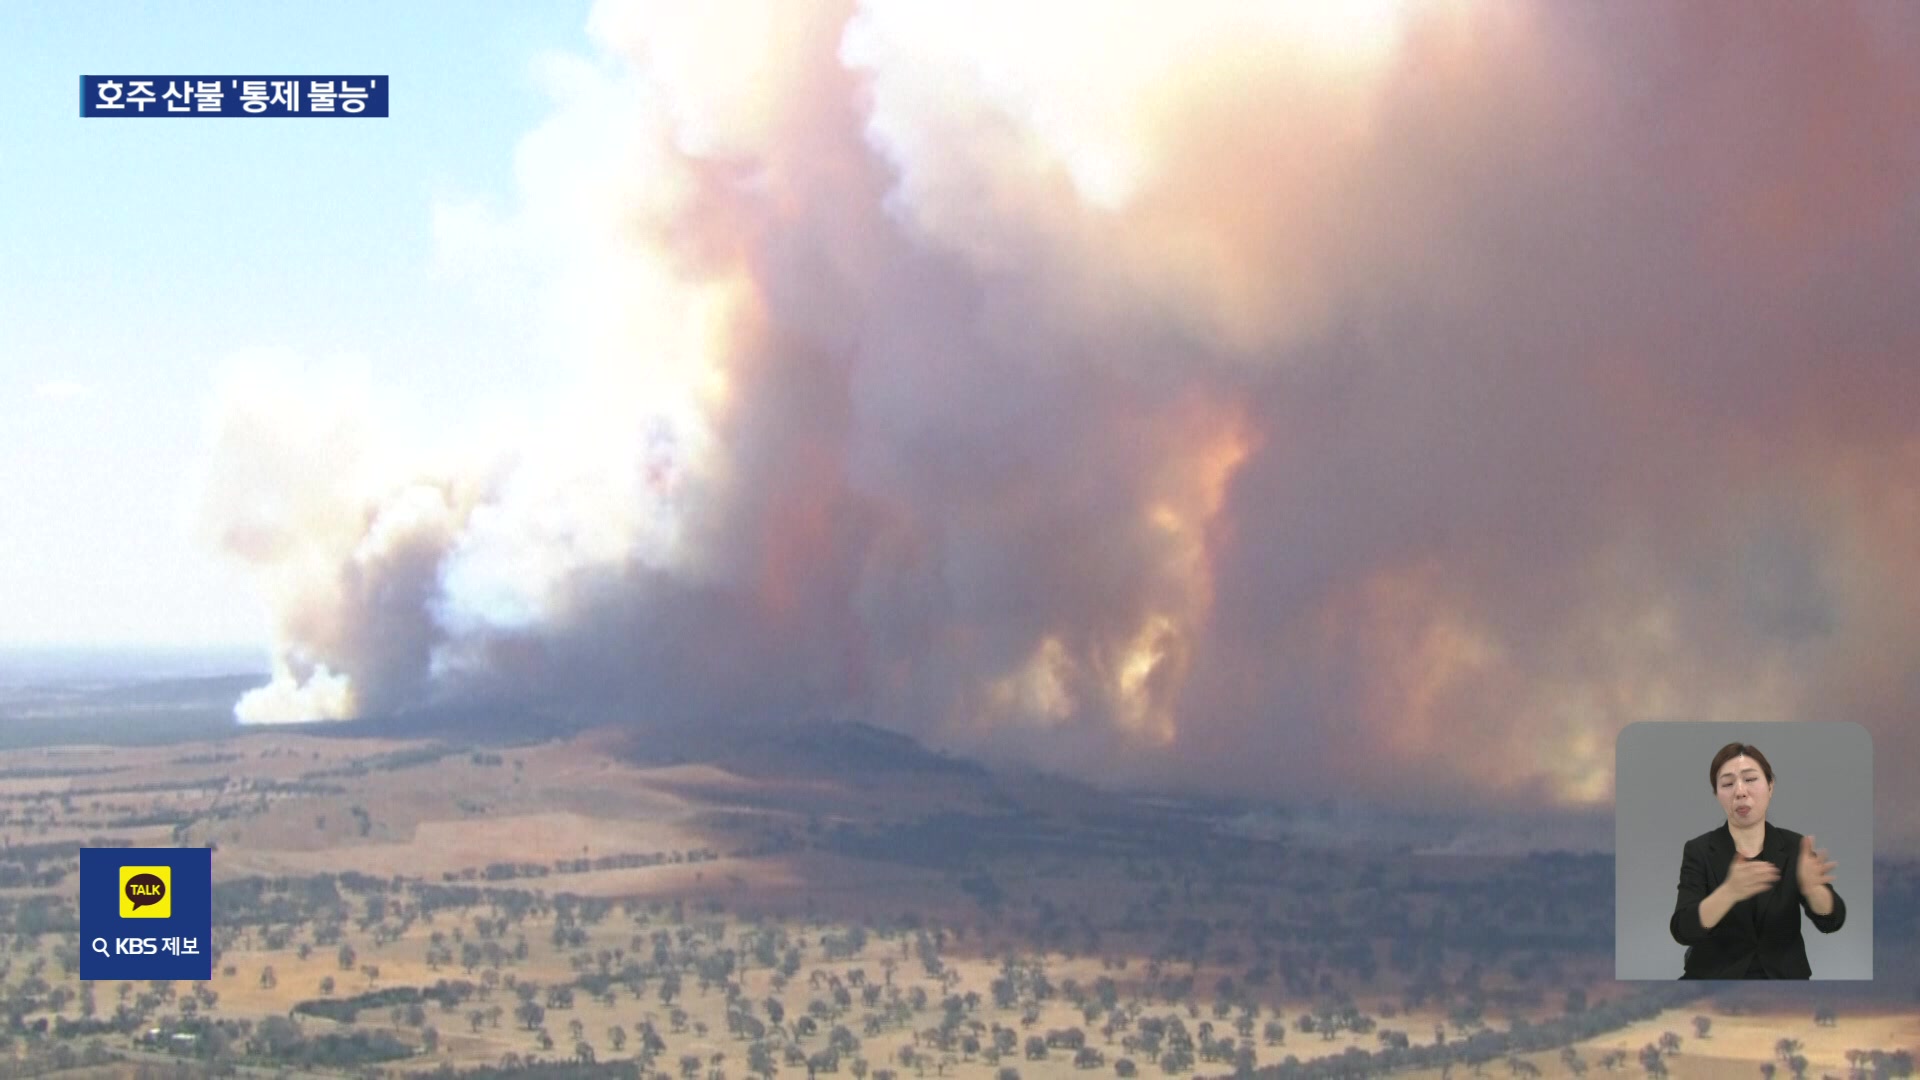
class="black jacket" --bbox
[1670,820,1845,979]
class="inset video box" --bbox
[81,77,387,117]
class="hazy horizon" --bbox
[0,643,267,679]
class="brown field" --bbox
[0,724,1911,1080]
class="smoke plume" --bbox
[202,0,1920,842]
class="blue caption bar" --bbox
[81,76,387,117]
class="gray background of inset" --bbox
[1615,721,1872,980]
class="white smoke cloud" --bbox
[200,1,1920,847]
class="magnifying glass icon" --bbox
[90,937,110,957]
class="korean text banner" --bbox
[80,77,387,117]
[80,848,212,980]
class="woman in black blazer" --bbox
[1670,742,1845,978]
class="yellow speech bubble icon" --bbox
[120,865,171,919]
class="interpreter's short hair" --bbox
[1709,742,1774,792]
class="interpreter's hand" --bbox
[1722,851,1781,902]
[1796,834,1836,897]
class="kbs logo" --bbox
[81,849,210,980]
[119,865,171,918]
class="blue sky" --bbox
[0,2,590,648]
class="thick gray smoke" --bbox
[201,0,1920,845]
